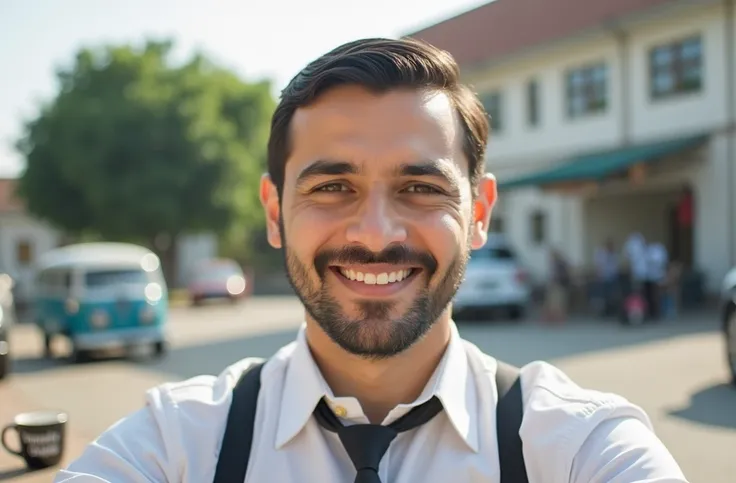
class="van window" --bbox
[38,269,72,291]
[85,269,150,287]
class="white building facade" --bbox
[412,0,736,293]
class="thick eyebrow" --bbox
[295,160,360,188]
[395,161,461,190]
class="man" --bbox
[593,238,619,316]
[644,241,669,320]
[55,38,688,482]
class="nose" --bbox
[345,190,408,252]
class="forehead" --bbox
[287,85,467,175]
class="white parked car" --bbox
[720,266,736,385]
[453,234,531,321]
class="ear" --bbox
[470,173,497,250]
[259,173,282,249]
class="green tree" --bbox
[16,40,275,282]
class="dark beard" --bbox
[280,221,470,360]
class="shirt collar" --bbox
[274,321,479,453]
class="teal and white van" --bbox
[32,242,169,362]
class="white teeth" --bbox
[338,268,413,285]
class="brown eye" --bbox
[404,184,442,195]
[315,183,349,193]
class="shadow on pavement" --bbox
[8,353,128,376]
[5,357,64,376]
[141,328,300,379]
[0,466,42,480]
[7,310,720,381]
[454,313,719,367]
[136,313,721,382]
[667,382,736,430]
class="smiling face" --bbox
[261,85,496,359]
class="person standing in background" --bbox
[593,238,619,316]
[543,248,571,325]
[623,233,648,294]
[645,241,669,321]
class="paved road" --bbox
[1,296,734,482]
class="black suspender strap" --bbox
[212,361,265,483]
[495,360,529,483]
[213,358,528,483]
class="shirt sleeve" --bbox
[570,416,689,483]
[53,405,177,483]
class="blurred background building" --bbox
[410,0,735,295]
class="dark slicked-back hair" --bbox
[266,37,490,198]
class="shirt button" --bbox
[333,405,347,418]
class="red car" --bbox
[188,259,250,306]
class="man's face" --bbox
[261,85,496,359]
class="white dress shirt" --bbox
[54,322,688,483]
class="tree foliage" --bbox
[16,40,275,273]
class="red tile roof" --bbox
[408,0,679,68]
[0,178,25,213]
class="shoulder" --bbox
[518,360,657,480]
[56,356,281,482]
[517,360,651,431]
[470,348,650,433]
[148,338,298,412]
[465,343,659,478]
[144,351,292,441]
[517,362,687,482]
[148,357,266,411]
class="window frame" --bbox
[564,62,608,119]
[649,34,703,100]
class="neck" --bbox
[305,313,452,424]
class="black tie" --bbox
[313,396,444,483]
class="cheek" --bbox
[421,212,467,259]
[285,206,342,257]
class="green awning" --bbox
[497,133,710,191]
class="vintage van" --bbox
[32,242,168,362]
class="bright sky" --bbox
[0,0,488,178]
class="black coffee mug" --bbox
[1,410,67,469]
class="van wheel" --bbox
[0,352,9,380]
[43,333,53,358]
[152,341,167,358]
[508,306,525,321]
[71,347,91,364]
[725,305,736,386]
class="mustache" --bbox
[314,245,438,278]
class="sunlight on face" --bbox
[262,85,492,358]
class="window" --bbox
[481,91,503,133]
[38,269,72,291]
[527,79,539,127]
[650,36,703,99]
[530,211,546,245]
[16,240,33,265]
[85,269,150,287]
[565,63,608,118]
